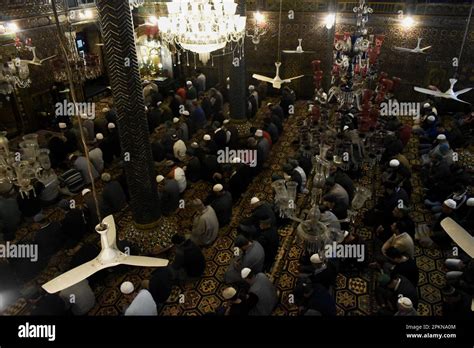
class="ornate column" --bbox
[96,0,161,224]
[229,0,248,121]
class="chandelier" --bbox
[0,132,53,198]
[157,0,246,64]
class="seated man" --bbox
[299,254,338,290]
[241,268,278,316]
[224,235,265,284]
[208,184,233,227]
[294,280,336,316]
[59,279,95,316]
[187,199,219,247]
[156,175,180,216]
[169,234,205,282]
[376,273,418,314]
[382,220,415,259]
[256,218,279,272]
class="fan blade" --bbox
[121,255,169,267]
[441,217,474,258]
[393,47,413,52]
[42,258,106,294]
[40,55,57,63]
[282,50,297,54]
[420,46,431,51]
[451,97,471,105]
[102,214,117,248]
[414,86,444,97]
[252,74,275,83]
[454,87,473,97]
[283,75,304,83]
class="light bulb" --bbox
[255,11,265,24]
[324,13,335,29]
[7,22,19,33]
[401,16,415,29]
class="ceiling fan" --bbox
[42,214,169,294]
[19,46,57,66]
[252,62,304,89]
[414,78,472,104]
[282,39,315,54]
[441,217,474,258]
[393,37,431,54]
[252,0,304,89]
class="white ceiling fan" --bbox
[252,62,304,89]
[19,46,57,66]
[414,78,472,104]
[42,214,169,294]
[252,0,304,89]
[282,38,315,54]
[393,37,431,54]
[441,217,474,258]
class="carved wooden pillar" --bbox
[96,0,161,224]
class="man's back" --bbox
[249,273,277,316]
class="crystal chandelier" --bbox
[157,0,246,64]
[0,58,31,95]
[0,132,52,198]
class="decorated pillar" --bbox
[96,0,160,224]
[229,0,247,121]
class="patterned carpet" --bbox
[2,99,473,316]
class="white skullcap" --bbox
[222,287,237,300]
[444,199,457,210]
[347,113,354,118]
[173,117,180,124]
[432,107,438,116]
[156,175,165,183]
[248,85,255,91]
[343,125,349,131]
[427,115,436,122]
[203,134,211,141]
[190,142,199,149]
[214,128,222,134]
[59,122,67,129]
[398,297,413,309]
[241,267,251,279]
[101,173,111,182]
[467,198,474,207]
[108,123,116,129]
[250,197,260,205]
[267,102,273,107]
[102,107,110,113]
[120,281,134,295]
[80,114,88,120]
[68,153,75,160]
[389,159,400,168]
[423,103,431,109]
[343,231,349,238]
[223,119,230,124]
[232,157,242,164]
[255,129,263,137]
[213,184,223,192]
[310,253,323,264]
[437,134,446,141]
[96,133,104,140]
[81,188,91,196]
[181,110,190,116]
[157,101,162,107]
[186,81,193,86]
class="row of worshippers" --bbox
[413,102,474,319]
